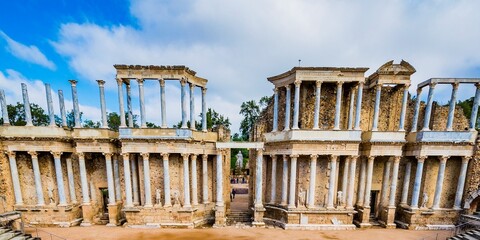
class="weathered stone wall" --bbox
[0,150,14,213]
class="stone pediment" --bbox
[366,60,415,88]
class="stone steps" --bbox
[0,227,37,240]
[226,211,252,225]
[449,229,480,240]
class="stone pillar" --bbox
[189,83,196,130]
[58,90,67,127]
[182,153,191,208]
[400,161,412,205]
[327,155,338,209]
[372,84,382,131]
[313,81,322,129]
[117,79,126,128]
[122,153,133,207]
[432,156,448,210]
[399,84,410,131]
[454,156,471,209]
[270,155,277,204]
[292,80,301,130]
[7,152,23,205]
[191,154,198,206]
[354,82,364,130]
[126,83,133,128]
[341,157,350,205]
[308,154,318,208]
[181,79,188,129]
[113,155,122,202]
[470,83,480,130]
[364,156,375,207]
[137,79,147,128]
[104,153,116,205]
[445,82,460,131]
[162,153,172,207]
[272,87,279,132]
[202,154,209,203]
[281,155,288,206]
[66,157,77,204]
[411,88,423,132]
[348,89,356,130]
[44,83,55,126]
[29,151,45,206]
[52,152,67,206]
[78,153,90,204]
[97,80,108,128]
[159,79,167,128]
[141,153,152,207]
[389,157,400,207]
[0,89,9,125]
[69,80,81,128]
[255,149,264,208]
[346,156,357,209]
[411,156,426,209]
[131,157,139,205]
[284,85,291,131]
[201,87,207,132]
[216,152,224,207]
[380,159,392,206]
[288,154,298,209]
[333,82,344,130]
[21,83,33,126]
[357,157,366,206]
[422,83,437,131]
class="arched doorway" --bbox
[464,189,480,215]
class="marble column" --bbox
[142,153,152,207]
[346,156,357,209]
[470,83,480,130]
[270,155,277,204]
[180,79,188,129]
[454,156,471,209]
[0,89,9,125]
[372,84,382,131]
[69,80,81,128]
[66,157,77,204]
[7,152,23,205]
[313,81,322,129]
[281,155,288,206]
[131,157,140,205]
[284,85,291,131]
[137,79,147,128]
[126,83,133,128]
[292,80,301,130]
[432,156,448,209]
[201,87,207,132]
[308,154,318,208]
[113,155,122,202]
[422,83,437,131]
[272,87,279,132]
[182,153,191,208]
[189,83,196,130]
[78,153,90,204]
[162,153,172,207]
[159,79,167,128]
[191,154,198,206]
[21,83,33,126]
[288,154,298,209]
[255,149,264,208]
[364,156,374,207]
[445,82,460,131]
[388,157,400,207]
[116,79,126,128]
[122,153,133,207]
[400,161,412,205]
[202,154,209,203]
[354,82,364,130]
[104,153,116,205]
[58,90,67,127]
[411,156,426,209]
[216,152,224,207]
[399,84,410,131]
[380,159,392,206]
[348,89,356,130]
[357,157,367,206]
[97,80,108,128]
[334,82,344,130]
[44,83,55,126]
[411,88,423,132]
[327,155,338,209]
[341,157,350,205]
[29,151,45,205]
[52,152,67,205]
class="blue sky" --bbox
[1,0,480,133]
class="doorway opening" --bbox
[227,148,251,225]
[100,188,109,223]
[370,190,379,218]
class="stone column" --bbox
[292,80,301,130]
[202,87,207,132]
[372,84,382,131]
[159,79,167,128]
[255,149,264,208]
[400,161,412,205]
[313,81,322,129]
[131,157,140,205]
[7,152,23,205]
[284,85,291,131]
[181,79,188,129]
[69,80,81,128]
[141,153,152,207]
[270,155,277,204]
[288,154,298,209]
[422,83,437,131]
[162,153,172,207]
[189,83,196,130]
[334,82,344,130]
[348,89,356,130]
[113,155,122,202]
[191,154,198,206]
[341,157,350,205]
[216,152,224,207]
[432,156,448,209]
[202,154,209,203]
[117,79,126,128]
[354,82,364,130]
[380,159,392,206]
[182,153,191,208]
[357,157,366,206]
[29,151,45,206]
[97,80,108,128]
[445,82,460,131]
[0,89,9,125]
[281,155,288,206]
[411,156,426,209]
[454,156,471,209]
[21,83,33,126]
[137,79,147,128]
[66,157,77,204]
[122,153,133,207]
[52,152,67,206]
[364,156,375,207]
[470,83,480,130]
[399,84,410,131]
[308,154,318,208]
[272,87,279,132]
[411,88,423,132]
[388,157,400,207]
[104,153,116,205]
[327,155,338,209]
[126,83,133,128]
[44,83,55,126]
[58,90,67,127]
[346,156,357,209]
[78,153,90,204]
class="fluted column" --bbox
[159,79,167,128]
[126,83,133,128]
[7,152,23,205]
[422,83,437,131]
[399,84,410,131]
[346,156,357,209]
[97,80,108,128]
[189,83,196,130]
[284,85,291,131]
[327,155,338,209]
[292,80,301,130]
[191,154,198,206]
[58,90,67,127]
[380,159,392,206]
[29,151,45,206]
[411,88,423,132]
[354,82,364,130]
[288,154,298,209]
[131,157,139,205]
[78,153,90,204]
[372,84,382,131]
[45,83,55,126]
[201,87,207,132]
[137,79,147,128]
[348,89,356,130]
[113,155,122,202]
[141,153,152,207]
[270,155,277,204]
[52,152,67,206]
[313,81,322,129]
[272,87,279,132]
[182,153,191,208]
[308,154,318,208]
[388,157,400,207]
[69,80,81,128]
[400,161,412,205]
[255,149,264,208]
[357,157,366,206]
[364,156,374,207]
[281,155,288,206]
[334,82,344,130]
[104,153,116,205]
[116,79,126,128]
[21,83,33,126]
[0,89,9,125]
[216,152,224,207]
[202,154,209,203]
[66,157,77,204]
[181,79,188,129]
[432,156,448,209]
[341,157,350,205]
[454,156,471,209]
[162,153,171,207]
[470,83,480,130]
[122,153,133,207]
[445,82,460,131]
[411,156,426,209]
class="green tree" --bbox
[107,112,121,131]
[239,100,260,140]
[174,108,231,130]
[65,110,83,128]
[458,97,479,129]
[146,122,160,128]
[259,95,272,111]
[2,102,49,126]
[83,120,101,128]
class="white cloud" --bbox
[0,31,56,70]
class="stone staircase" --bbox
[226,211,252,225]
[0,226,39,240]
[449,229,480,240]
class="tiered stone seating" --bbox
[449,229,480,240]
[0,227,38,240]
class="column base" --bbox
[214,205,226,227]
[108,204,120,226]
[80,222,92,227]
[81,203,93,226]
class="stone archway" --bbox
[463,189,480,213]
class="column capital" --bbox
[416,156,427,163]
[310,154,318,160]
[256,148,264,156]
[181,153,190,160]
[290,154,299,159]
[202,87,207,94]
[462,156,472,163]
[190,154,198,160]
[294,79,302,87]
[51,152,62,159]
[367,156,375,162]
[337,81,344,87]
[202,154,208,161]
[161,153,170,160]
[140,152,150,159]
[159,78,165,87]
[350,155,358,162]
[180,78,187,86]
[315,80,323,88]
[189,82,195,90]
[285,84,291,90]
[404,83,411,89]
[28,151,38,158]
[121,152,129,159]
[452,81,460,90]
[330,155,338,162]
[102,152,113,159]
[393,156,401,163]
[137,78,145,85]
[375,83,382,91]
[439,156,449,163]
[273,87,278,93]
[68,79,78,86]
[76,152,85,159]
[416,87,422,94]
[6,151,16,158]
[270,154,277,160]
[96,79,105,87]
[116,78,123,85]
[429,82,437,89]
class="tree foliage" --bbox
[173,108,231,130]
[239,100,260,141]
[0,102,49,126]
